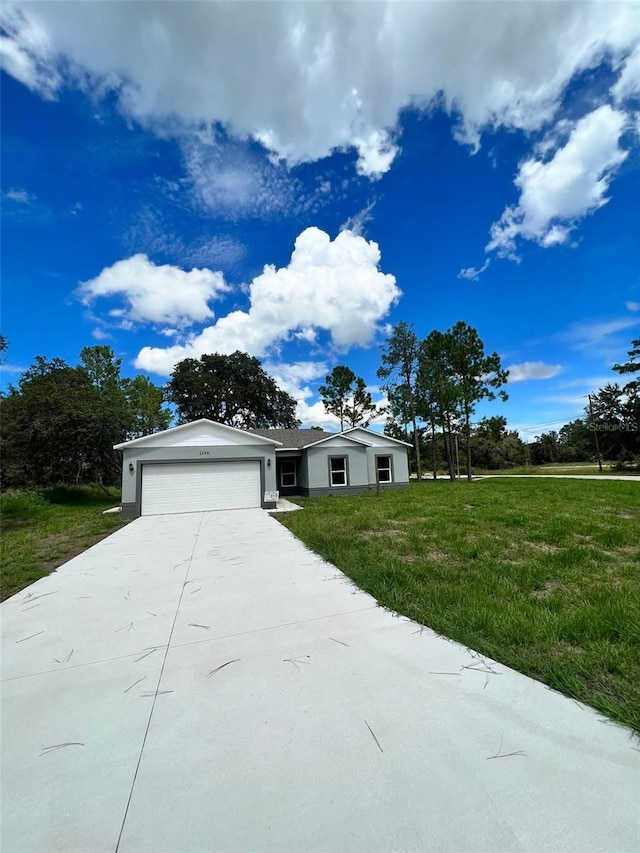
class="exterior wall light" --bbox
[128,463,134,473]
[267,458,271,468]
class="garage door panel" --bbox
[141,461,261,515]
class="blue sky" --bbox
[2,2,639,436]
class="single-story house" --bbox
[114,419,410,518]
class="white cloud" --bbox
[182,135,302,220]
[506,362,562,383]
[557,376,617,390]
[0,8,60,97]
[122,206,246,269]
[0,362,28,375]
[134,227,400,375]
[487,105,629,258]
[458,259,491,281]
[626,301,640,313]
[354,130,399,179]
[340,200,377,238]
[4,188,34,204]
[612,45,640,102]
[2,2,639,177]
[91,327,112,341]
[77,253,230,329]
[563,316,640,350]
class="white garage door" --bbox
[141,461,261,516]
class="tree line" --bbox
[1,330,637,490]
[0,345,300,489]
[527,339,639,467]
[317,321,508,482]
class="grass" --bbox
[474,462,640,476]
[276,479,640,732]
[1,485,128,601]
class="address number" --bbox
[199,451,210,456]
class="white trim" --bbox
[302,432,371,450]
[114,418,282,450]
[342,426,412,447]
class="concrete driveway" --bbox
[2,510,638,852]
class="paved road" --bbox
[477,474,639,481]
[2,510,639,852]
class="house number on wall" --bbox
[199,451,210,456]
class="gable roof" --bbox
[342,426,412,447]
[250,428,333,449]
[114,418,282,450]
[302,432,371,449]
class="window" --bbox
[280,458,297,488]
[329,456,348,486]
[376,455,392,483]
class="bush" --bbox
[42,484,118,505]
[0,490,49,522]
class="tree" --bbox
[0,335,8,364]
[79,345,122,392]
[123,375,172,438]
[378,322,423,479]
[0,356,124,488]
[529,431,560,465]
[345,376,378,428]
[613,337,640,391]
[471,416,526,469]
[587,383,640,464]
[319,367,377,429]
[557,419,593,463]
[417,330,463,481]
[318,366,356,430]
[165,351,300,428]
[445,322,508,481]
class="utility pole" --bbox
[588,394,603,473]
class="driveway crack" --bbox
[115,513,204,852]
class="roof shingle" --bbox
[250,428,334,449]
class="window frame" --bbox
[328,455,349,487]
[375,454,393,484]
[279,458,297,488]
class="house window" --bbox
[376,455,393,483]
[280,458,297,488]
[329,456,348,486]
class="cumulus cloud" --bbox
[487,106,629,258]
[506,362,562,383]
[134,227,400,375]
[2,2,639,178]
[77,253,230,329]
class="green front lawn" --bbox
[276,479,640,732]
[1,486,128,601]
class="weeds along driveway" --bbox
[2,509,639,853]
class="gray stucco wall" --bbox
[365,446,410,485]
[120,444,277,517]
[306,444,369,490]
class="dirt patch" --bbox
[359,528,406,540]
[530,579,566,599]
[550,640,587,658]
[37,523,129,574]
[522,540,560,554]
